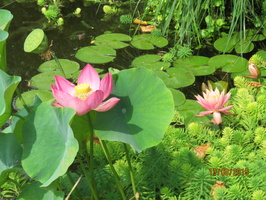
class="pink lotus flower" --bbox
[194,88,235,125]
[51,64,120,115]
[245,63,260,79]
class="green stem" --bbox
[100,140,126,200]
[76,153,99,200]
[124,143,137,198]
[87,112,99,199]
[15,88,30,113]
[66,171,82,199]
[51,53,67,78]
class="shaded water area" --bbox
[2,1,134,91]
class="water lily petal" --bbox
[52,86,92,115]
[219,105,234,112]
[99,73,113,100]
[84,90,105,110]
[78,64,100,90]
[94,97,120,112]
[194,110,213,117]
[195,95,212,110]
[212,112,222,125]
[54,75,75,95]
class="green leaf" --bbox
[22,102,78,187]
[75,46,116,64]
[208,54,248,73]
[176,100,209,125]
[235,40,254,54]
[166,68,195,88]
[130,34,168,50]
[0,134,22,186]
[154,69,195,89]
[17,182,64,200]
[93,67,174,152]
[0,70,21,127]
[24,29,48,54]
[38,59,80,74]
[15,90,53,110]
[214,36,236,53]
[174,56,215,76]
[94,33,131,49]
[0,9,13,31]
[132,54,170,70]
[169,88,186,106]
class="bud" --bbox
[245,63,260,79]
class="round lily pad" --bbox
[75,46,116,64]
[176,100,209,125]
[15,90,53,110]
[130,34,168,50]
[214,36,236,53]
[208,54,248,73]
[132,54,170,70]
[174,56,215,76]
[24,29,48,54]
[30,71,65,90]
[155,68,195,89]
[0,9,13,31]
[94,33,131,49]
[38,59,80,75]
[235,40,254,54]
[169,88,186,106]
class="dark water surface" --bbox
[2,1,123,90]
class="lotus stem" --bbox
[15,88,30,113]
[76,153,99,200]
[124,143,138,199]
[51,53,67,78]
[100,140,126,200]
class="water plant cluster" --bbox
[0,0,266,199]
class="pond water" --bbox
[2,1,131,91]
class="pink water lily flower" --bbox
[51,64,120,115]
[194,88,235,125]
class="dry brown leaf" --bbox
[193,142,211,159]
[133,19,148,25]
[87,134,100,145]
[210,181,226,199]
[140,25,156,33]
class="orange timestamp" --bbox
[209,168,249,176]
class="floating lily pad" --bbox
[130,34,168,50]
[176,100,209,125]
[24,29,48,54]
[169,88,186,106]
[208,54,248,73]
[38,59,80,75]
[234,40,254,54]
[174,56,215,76]
[75,46,116,64]
[94,33,131,49]
[15,90,53,110]
[30,71,66,90]
[214,36,236,53]
[132,54,170,70]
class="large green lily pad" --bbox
[169,88,186,107]
[15,90,53,110]
[0,70,21,127]
[214,36,236,53]
[75,46,116,64]
[22,102,78,187]
[38,59,80,75]
[30,71,66,90]
[130,34,168,50]
[94,33,131,49]
[208,54,248,73]
[132,54,170,70]
[174,56,215,76]
[93,67,174,152]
